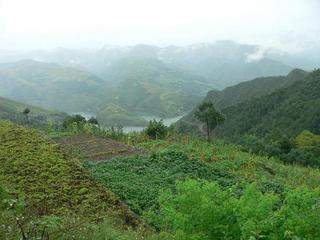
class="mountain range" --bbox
[1,40,320,126]
[2,41,298,89]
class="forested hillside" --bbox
[218,69,320,139]
[175,69,308,134]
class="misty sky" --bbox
[0,0,319,51]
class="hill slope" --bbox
[217,69,320,140]
[0,60,106,113]
[0,59,209,119]
[103,57,210,117]
[175,69,307,134]
[0,96,67,126]
[19,41,293,88]
[0,121,140,237]
[97,103,148,126]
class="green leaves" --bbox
[85,151,238,215]
[194,101,225,141]
[148,179,320,240]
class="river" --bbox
[71,112,184,133]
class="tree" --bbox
[22,107,30,122]
[88,117,99,125]
[62,114,86,129]
[194,101,224,142]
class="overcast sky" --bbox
[0,0,319,51]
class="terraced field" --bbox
[57,134,146,162]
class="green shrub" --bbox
[145,119,168,139]
[63,114,86,128]
[147,179,320,240]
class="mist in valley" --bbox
[2,1,320,239]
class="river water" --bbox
[71,112,184,133]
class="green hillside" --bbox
[0,121,143,239]
[0,96,67,127]
[0,58,211,119]
[97,104,148,127]
[175,69,307,134]
[217,69,320,140]
[103,57,212,117]
[0,60,106,113]
[84,135,320,239]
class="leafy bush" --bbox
[62,114,87,128]
[241,132,320,167]
[87,117,99,125]
[294,130,320,150]
[147,179,320,240]
[145,119,168,139]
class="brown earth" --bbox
[57,134,146,162]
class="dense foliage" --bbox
[144,119,169,139]
[194,101,225,141]
[242,131,320,167]
[175,68,307,135]
[85,135,320,217]
[176,69,320,166]
[218,69,320,139]
[85,150,239,215]
[147,179,320,240]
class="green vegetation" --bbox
[176,69,320,167]
[85,150,239,215]
[0,95,67,128]
[2,115,320,239]
[145,119,168,139]
[0,120,144,239]
[194,101,225,142]
[176,68,307,135]
[97,104,148,127]
[103,57,211,117]
[218,69,320,140]
[0,58,211,119]
[243,131,320,167]
[0,59,319,239]
[85,134,320,218]
[0,60,106,112]
[146,179,320,240]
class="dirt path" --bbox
[57,134,146,162]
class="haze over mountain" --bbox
[0,95,67,127]
[0,41,305,89]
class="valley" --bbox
[1,41,320,240]
[1,0,320,238]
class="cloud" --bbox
[246,47,269,62]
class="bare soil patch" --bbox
[57,134,146,162]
